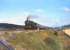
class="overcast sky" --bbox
[0,0,70,27]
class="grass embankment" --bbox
[2,30,64,50]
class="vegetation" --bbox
[0,30,65,50]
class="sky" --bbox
[0,0,70,27]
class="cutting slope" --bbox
[63,29,70,36]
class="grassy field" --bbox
[0,29,68,50]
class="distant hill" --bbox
[0,22,69,31]
[54,24,70,30]
[0,23,24,30]
[61,24,70,30]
